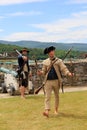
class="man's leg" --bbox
[53,80,60,115]
[20,86,26,98]
[43,81,52,117]
[20,73,28,98]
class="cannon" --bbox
[0,67,34,95]
[0,67,17,77]
[0,67,18,95]
[4,73,19,95]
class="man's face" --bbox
[48,50,55,58]
[22,50,28,56]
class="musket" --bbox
[36,61,46,95]
[62,46,73,60]
[14,49,22,56]
[61,46,73,93]
[35,47,73,94]
[32,55,46,95]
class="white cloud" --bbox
[2,11,87,43]
[31,11,87,33]
[0,29,4,32]
[0,0,47,6]
[2,27,87,42]
[67,0,87,4]
[7,11,42,17]
[2,32,50,41]
[72,11,87,17]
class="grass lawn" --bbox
[0,91,87,130]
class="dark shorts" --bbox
[19,72,28,88]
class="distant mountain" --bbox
[0,40,87,51]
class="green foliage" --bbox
[56,50,83,59]
[0,43,85,59]
[0,43,23,53]
[29,48,46,60]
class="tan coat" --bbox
[42,57,70,86]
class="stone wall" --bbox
[30,59,87,87]
[63,60,87,86]
[0,59,87,88]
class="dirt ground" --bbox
[0,86,87,98]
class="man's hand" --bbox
[29,73,32,77]
[37,70,42,75]
[68,72,74,77]
[23,56,28,61]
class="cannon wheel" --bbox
[1,83,7,93]
[9,86,15,96]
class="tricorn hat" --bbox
[20,48,29,53]
[44,46,55,55]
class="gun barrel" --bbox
[15,49,22,56]
[0,67,17,77]
[62,46,73,60]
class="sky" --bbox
[0,0,87,43]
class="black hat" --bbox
[44,46,55,54]
[20,48,29,53]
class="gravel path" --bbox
[0,93,12,98]
[60,86,87,93]
[0,86,87,98]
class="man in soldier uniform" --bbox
[18,48,30,98]
[38,46,73,117]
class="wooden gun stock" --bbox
[35,84,44,94]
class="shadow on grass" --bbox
[50,112,87,120]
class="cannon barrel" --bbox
[0,67,17,77]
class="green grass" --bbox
[0,91,87,130]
